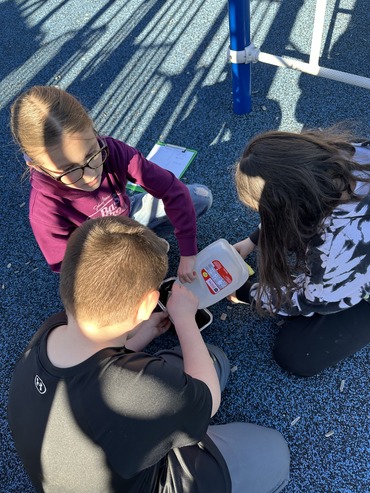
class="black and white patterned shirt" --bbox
[253,144,370,317]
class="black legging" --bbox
[273,300,370,377]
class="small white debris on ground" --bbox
[290,416,301,426]
[325,430,334,438]
[339,380,345,392]
[220,313,227,321]
[230,366,238,373]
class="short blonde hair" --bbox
[60,217,169,327]
[11,86,93,161]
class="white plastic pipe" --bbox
[309,0,328,66]
[257,51,370,90]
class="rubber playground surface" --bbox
[1,0,369,491]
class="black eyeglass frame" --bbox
[37,138,109,185]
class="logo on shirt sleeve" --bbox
[34,375,47,394]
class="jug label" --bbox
[201,260,232,294]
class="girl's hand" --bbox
[233,237,256,259]
[177,255,197,284]
[166,283,199,326]
[227,292,249,304]
[227,281,254,305]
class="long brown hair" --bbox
[10,85,93,162]
[235,128,370,314]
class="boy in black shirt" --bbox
[8,216,290,492]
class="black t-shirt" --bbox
[8,313,231,493]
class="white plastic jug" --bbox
[178,239,250,309]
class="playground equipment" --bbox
[228,0,370,114]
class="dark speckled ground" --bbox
[1,0,369,491]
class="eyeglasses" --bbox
[38,140,109,185]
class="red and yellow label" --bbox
[201,260,232,295]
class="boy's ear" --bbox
[136,290,160,322]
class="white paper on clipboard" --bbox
[126,142,197,192]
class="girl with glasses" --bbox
[231,128,370,376]
[11,86,212,282]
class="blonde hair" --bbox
[235,172,265,211]
[60,216,169,328]
[10,86,93,161]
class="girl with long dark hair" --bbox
[233,128,370,376]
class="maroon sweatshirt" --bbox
[28,136,197,272]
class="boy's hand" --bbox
[177,255,196,284]
[166,283,221,416]
[125,312,171,351]
[142,311,171,338]
[166,283,199,325]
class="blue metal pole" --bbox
[228,0,252,114]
